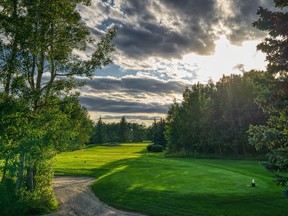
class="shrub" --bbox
[0,178,27,216]
[146,144,153,152]
[19,187,57,215]
[152,145,164,152]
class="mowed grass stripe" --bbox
[54,143,287,216]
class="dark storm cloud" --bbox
[96,115,158,121]
[80,96,169,114]
[96,0,274,59]
[83,76,188,95]
[121,0,157,21]
[114,0,219,58]
[226,0,275,44]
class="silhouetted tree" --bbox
[119,117,129,142]
[249,0,288,189]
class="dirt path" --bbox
[46,176,146,216]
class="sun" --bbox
[183,36,267,83]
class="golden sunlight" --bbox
[183,36,267,83]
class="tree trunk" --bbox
[1,160,8,183]
[4,0,19,96]
[26,166,34,191]
[16,152,25,190]
[33,164,37,189]
[218,145,222,156]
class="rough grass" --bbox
[54,143,287,216]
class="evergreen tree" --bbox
[130,123,147,142]
[249,0,288,189]
[119,116,129,142]
[92,117,106,144]
[151,118,167,148]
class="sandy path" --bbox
[46,176,146,216]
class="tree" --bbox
[92,117,106,144]
[149,118,167,148]
[165,72,266,157]
[130,123,147,142]
[249,0,288,191]
[119,116,129,142]
[0,0,117,213]
[165,100,182,153]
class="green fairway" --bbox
[54,143,287,216]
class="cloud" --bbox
[74,0,272,123]
[82,74,189,94]
[79,96,169,114]
[76,74,189,121]
[80,0,273,61]
[112,0,219,59]
[223,0,274,45]
[98,114,159,121]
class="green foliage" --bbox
[90,117,148,144]
[119,116,130,142]
[0,179,27,216]
[92,117,106,144]
[151,144,164,152]
[249,0,288,189]
[146,144,164,152]
[130,123,147,142]
[253,3,288,74]
[0,0,116,213]
[166,72,267,157]
[149,118,167,148]
[19,187,57,215]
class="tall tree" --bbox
[92,117,106,144]
[165,72,266,157]
[130,123,147,142]
[119,116,129,142]
[151,118,167,148]
[249,0,288,190]
[0,0,116,213]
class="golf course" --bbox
[53,142,287,216]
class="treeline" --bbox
[90,117,147,143]
[90,117,168,147]
[165,71,267,157]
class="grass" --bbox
[54,142,287,216]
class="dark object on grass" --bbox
[146,144,164,152]
[146,144,153,152]
[151,145,164,152]
[252,179,256,187]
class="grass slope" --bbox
[54,143,287,216]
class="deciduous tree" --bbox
[0,0,116,213]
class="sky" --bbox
[76,0,274,125]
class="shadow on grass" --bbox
[85,155,287,216]
[100,142,122,147]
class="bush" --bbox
[19,187,57,215]
[0,178,27,216]
[146,144,153,152]
[151,145,164,152]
